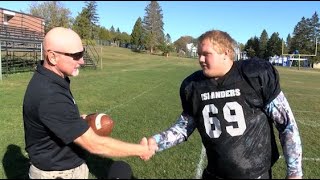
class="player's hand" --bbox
[80,114,87,119]
[139,137,157,161]
[147,137,158,152]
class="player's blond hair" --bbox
[198,30,236,61]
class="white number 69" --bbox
[202,102,246,138]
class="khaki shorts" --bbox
[29,163,89,179]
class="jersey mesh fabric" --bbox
[180,59,280,178]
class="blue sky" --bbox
[0,1,319,44]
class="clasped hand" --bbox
[139,137,158,161]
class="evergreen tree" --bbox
[259,29,269,59]
[285,34,292,54]
[131,17,145,51]
[165,33,172,44]
[110,26,115,33]
[85,1,99,25]
[309,12,320,63]
[285,12,320,66]
[244,36,259,58]
[266,32,282,57]
[73,8,91,39]
[157,33,174,57]
[143,1,165,53]
[72,1,99,40]
[84,1,99,39]
[114,28,121,46]
[109,25,116,43]
[290,17,310,54]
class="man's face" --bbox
[197,39,226,78]
[54,47,85,77]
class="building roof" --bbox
[0,7,44,20]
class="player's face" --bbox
[197,39,227,78]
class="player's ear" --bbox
[224,49,230,56]
[223,50,228,60]
[47,51,57,65]
[225,49,233,59]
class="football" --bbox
[85,113,114,136]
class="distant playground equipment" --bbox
[277,39,318,70]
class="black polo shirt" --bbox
[23,60,89,171]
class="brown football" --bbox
[85,113,114,136]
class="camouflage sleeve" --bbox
[264,91,303,177]
[152,112,196,152]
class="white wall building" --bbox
[186,43,198,58]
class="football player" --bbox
[146,30,302,179]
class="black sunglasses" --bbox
[49,48,85,60]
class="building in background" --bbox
[0,7,45,75]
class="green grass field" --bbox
[0,46,319,179]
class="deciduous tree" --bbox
[28,1,73,33]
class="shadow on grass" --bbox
[2,144,30,179]
[85,153,137,179]
[86,153,114,179]
[2,144,135,179]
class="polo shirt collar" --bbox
[35,60,71,89]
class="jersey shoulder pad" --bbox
[181,70,205,89]
[238,58,275,78]
[237,58,281,105]
[180,70,204,115]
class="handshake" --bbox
[139,137,158,161]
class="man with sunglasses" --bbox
[22,27,157,179]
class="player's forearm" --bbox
[76,128,149,158]
[153,113,196,151]
[265,91,303,177]
[280,125,303,177]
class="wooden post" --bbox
[0,40,2,82]
[100,47,102,69]
[41,43,43,60]
[298,54,300,70]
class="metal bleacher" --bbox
[0,8,100,76]
[0,8,44,75]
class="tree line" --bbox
[27,1,172,55]
[26,1,320,64]
[242,12,320,65]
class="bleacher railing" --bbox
[0,9,44,74]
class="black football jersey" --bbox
[180,59,281,178]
